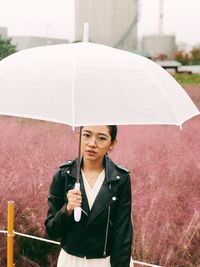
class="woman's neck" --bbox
[82,157,104,172]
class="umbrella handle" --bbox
[74,183,82,222]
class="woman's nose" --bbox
[88,137,96,146]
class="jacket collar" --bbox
[104,156,120,183]
[65,156,120,183]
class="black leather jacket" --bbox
[45,156,132,267]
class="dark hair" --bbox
[107,125,117,143]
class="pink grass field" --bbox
[0,85,200,267]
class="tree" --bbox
[190,46,200,65]
[0,35,17,60]
[174,50,191,65]
[154,53,168,61]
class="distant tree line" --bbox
[154,46,200,65]
[175,46,200,65]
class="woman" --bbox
[45,125,132,267]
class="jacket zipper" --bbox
[103,205,110,257]
[103,183,112,257]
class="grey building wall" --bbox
[0,26,8,38]
[11,36,68,51]
[142,35,176,59]
[74,0,138,51]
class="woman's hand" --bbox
[66,189,82,215]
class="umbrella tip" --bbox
[83,22,89,42]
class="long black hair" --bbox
[107,125,117,143]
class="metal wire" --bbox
[0,229,163,266]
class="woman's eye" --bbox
[98,137,107,141]
[82,133,90,138]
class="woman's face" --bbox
[81,125,115,162]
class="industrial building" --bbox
[1,0,177,59]
[11,36,68,51]
[0,26,68,51]
[74,0,138,51]
[142,35,176,59]
[141,0,176,60]
[0,26,8,38]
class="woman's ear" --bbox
[108,140,117,153]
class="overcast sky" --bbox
[0,0,199,47]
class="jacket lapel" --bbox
[80,176,90,216]
[86,156,119,225]
[86,182,112,225]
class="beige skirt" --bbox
[57,249,111,267]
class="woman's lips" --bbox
[85,150,96,156]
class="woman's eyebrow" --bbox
[83,130,108,137]
[98,133,108,137]
[82,130,91,133]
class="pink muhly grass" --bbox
[0,117,76,266]
[0,85,200,266]
[184,85,200,109]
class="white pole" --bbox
[83,22,89,42]
[159,0,164,35]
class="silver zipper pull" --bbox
[81,208,88,216]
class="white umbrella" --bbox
[0,42,199,128]
[0,41,199,221]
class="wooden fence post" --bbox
[7,201,15,267]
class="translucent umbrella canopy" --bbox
[0,42,199,127]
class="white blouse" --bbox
[82,169,105,209]
[57,169,111,267]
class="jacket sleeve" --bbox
[44,170,74,239]
[111,173,133,267]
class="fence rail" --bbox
[0,201,163,267]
